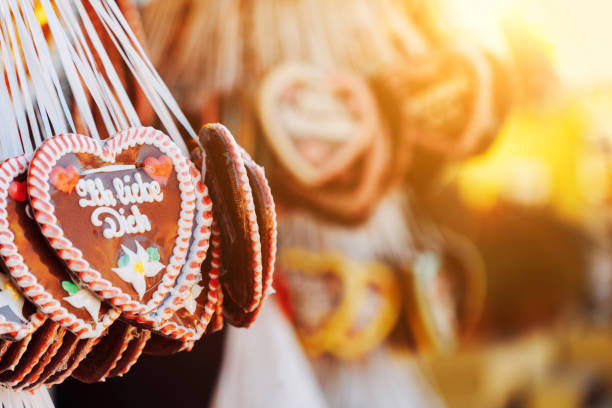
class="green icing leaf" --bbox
[147,247,160,262]
[62,281,79,296]
[118,254,130,268]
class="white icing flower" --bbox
[112,242,165,300]
[63,281,101,320]
[183,284,204,315]
[0,274,25,322]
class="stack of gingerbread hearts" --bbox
[0,124,276,389]
[257,63,391,225]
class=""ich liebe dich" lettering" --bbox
[75,173,164,239]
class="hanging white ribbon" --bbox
[0,0,196,159]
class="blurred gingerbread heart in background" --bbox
[258,63,378,188]
[259,63,392,224]
[278,248,400,360]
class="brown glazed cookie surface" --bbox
[199,124,262,313]
[47,147,181,304]
[142,333,186,356]
[72,320,135,384]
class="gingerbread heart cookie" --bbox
[151,219,220,342]
[72,320,136,383]
[280,249,356,356]
[223,155,277,327]
[199,124,262,314]
[405,231,485,352]
[270,123,391,224]
[258,63,377,187]
[329,263,400,360]
[281,248,400,359]
[0,155,118,338]
[0,158,48,341]
[28,127,196,317]
[144,163,216,340]
[377,43,495,159]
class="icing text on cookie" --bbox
[72,164,167,238]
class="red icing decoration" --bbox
[8,181,26,202]
[143,155,173,186]
[49,166,80,194]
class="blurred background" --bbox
[82,0,612,407]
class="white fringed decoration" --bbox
[0,0,196,160]
[278,190,415,264]
[0,385,54,408]
[313,349,445,408]
[212,300,328,408]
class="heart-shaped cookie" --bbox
[0,158,48,342]
[329,262,400,360]
[151,218,220,342]
[222,154,277,327]
[258,63,378,187]
[270,122,391,224]
[0,155,116,339]
[139,163,215,340]
[28,127,196,317]
[280,249,358,356]
[384,43,495,158]
[406,230,486,352]
[199,124,262,313]
[72,320,136,383]
[281,248,399,359]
